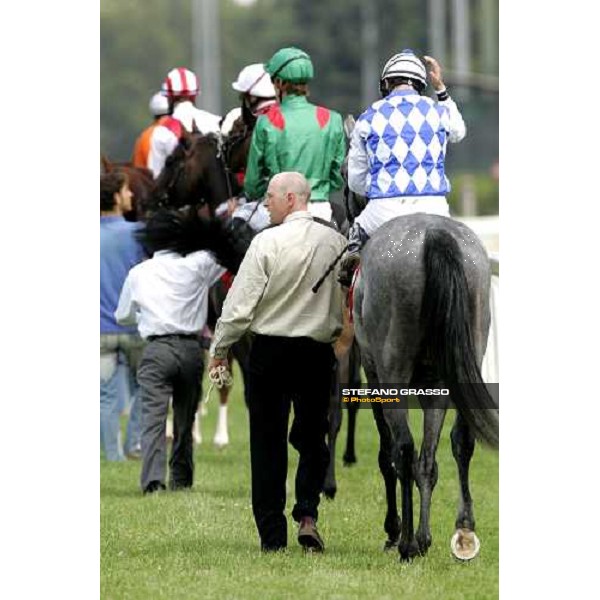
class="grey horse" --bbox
[352,212,498,562]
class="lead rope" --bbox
[202,364,234,405]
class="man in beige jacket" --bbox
[209,171,346,553]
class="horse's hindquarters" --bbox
[355,213,492,386]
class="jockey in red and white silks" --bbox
[148,67,221,179]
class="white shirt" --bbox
[115,250,225,339]
[210,211,347,359]
[148,101,222,178]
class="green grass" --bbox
[101,368,498,600]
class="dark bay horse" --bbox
[224,116,253,182]
[352,213,498,562]
[150,128,242,216]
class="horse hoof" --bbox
[398,540,420,562]
[450,528,480,561]
[323,486,337,500]
[416,531,432,555]
[342,455,357,466]
[383,538,399,551]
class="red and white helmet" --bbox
[161,67,200,98]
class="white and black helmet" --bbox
[380,49,427,95]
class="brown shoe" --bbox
[298,517,325,552]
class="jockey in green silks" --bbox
[243,47,346,224]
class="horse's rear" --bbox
[353,213,497,561]
[354,213,494,428]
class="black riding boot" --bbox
[339,223,369,287]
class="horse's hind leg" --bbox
[343,341,361,466]
[385,406,420,561]
[372,403,400,550]
[364,357,400,550]
[344,403,358,465]
[450,411,480,560]
[213,384,230,449]
[414,405,447,555]
[323,361,341,500]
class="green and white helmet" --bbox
[265,47,314,83]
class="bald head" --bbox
[271,172,311,199]
[264,172,311,224]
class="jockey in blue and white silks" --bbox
[340,50,466,286]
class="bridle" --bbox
[215,132,235,201]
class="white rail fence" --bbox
[457,216,499,384]
[483,252,499,383]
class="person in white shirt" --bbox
[148,67,222,179]
[208,171,347,553]
[115,213,225,494]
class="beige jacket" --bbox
[210,211,347,358]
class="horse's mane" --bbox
[136,207,251,273]
[229,116,249,138]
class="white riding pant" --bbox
[233,201,271,232]
[307,201,333,222]
[354,196,450,237]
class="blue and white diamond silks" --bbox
[356,90,453,199]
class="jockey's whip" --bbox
[312,244,349,293]
[202,364,233,405]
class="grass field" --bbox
[101,367,499,600]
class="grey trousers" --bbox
[137,336,203,492]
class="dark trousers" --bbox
[137,336,203,492]
[247,334,335,550]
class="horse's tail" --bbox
[421,228,498,448]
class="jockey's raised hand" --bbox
[423,55,445,92]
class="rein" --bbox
[216,132,236,200]
[312,243,349,293]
